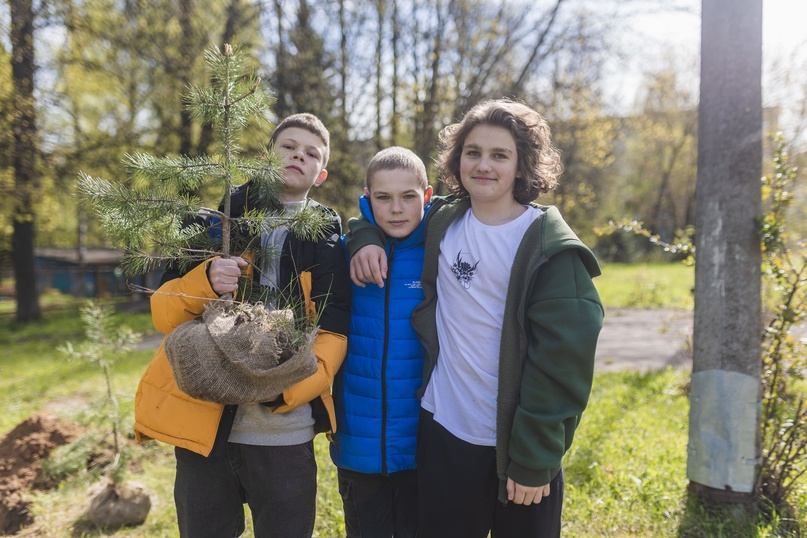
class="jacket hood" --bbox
[426,196,600,278]
[534,205,601,278]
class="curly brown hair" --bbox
[436,99,562,204]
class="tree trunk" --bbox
[390,0,399,145]
[10,0,41,322]
[272,0,290,121]
[338,0,349,135]
[649,124,691,236]
[508,0,564,96]
[177,0,195,157]
[413,0,444,169]
[688,0,762,504]
[374,0,385,151]
[76,209,87,298]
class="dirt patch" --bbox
[0,413,83,535]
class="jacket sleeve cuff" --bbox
[151,259,220,334]
[271,330,347,412]
[345,217,386,257]
[506,460,558,488]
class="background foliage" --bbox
[1,0,805,265]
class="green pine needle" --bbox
[77,43,327,279]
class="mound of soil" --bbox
[0,414,83,535]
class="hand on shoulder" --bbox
[350,245,387,288]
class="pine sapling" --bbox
[58,301,140,482]
[76,43,329,405]
[77,43,330,278]
[57,302,152,529]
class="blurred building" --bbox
[31,247,161,298]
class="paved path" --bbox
[595,308,693,372]
[140,307,698,372]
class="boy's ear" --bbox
[423,185,433,205]
[363,187,371,197]
[314,169,328,187]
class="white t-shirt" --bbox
[421,205,541,446]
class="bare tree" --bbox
[177,0,197,157]
[390,0,401,145]
[337,0,349,132]
[411,0,447,166]
[373,0,386,150]
[634,69,698,239]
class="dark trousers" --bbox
[337,467,418,537]
[174,441,317,538]
[416,410,564,538]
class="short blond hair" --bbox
[366,146,428,190]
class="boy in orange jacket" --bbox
[134,113,350,537]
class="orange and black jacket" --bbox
[134,182,350,456]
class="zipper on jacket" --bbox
[381,240,396,476]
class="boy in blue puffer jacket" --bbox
[330,146,432,537]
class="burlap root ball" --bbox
[164,298,318,404]
[87,478,151,528]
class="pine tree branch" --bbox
[78,43,328,282]
[124,152,222,191]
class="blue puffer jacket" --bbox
[330,195,429,475]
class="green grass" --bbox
[2,275,805,537]
[564,370,690,536]
[1,304,343,537]
[597,262,694,310]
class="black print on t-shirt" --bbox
[451,251,479,289]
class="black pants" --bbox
[416,410,564,538]
[174,441,317,538]
[337,467,418,537]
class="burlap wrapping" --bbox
[164,298,318,404]
[87,478,151,528]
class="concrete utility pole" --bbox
[687,0,762,503]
